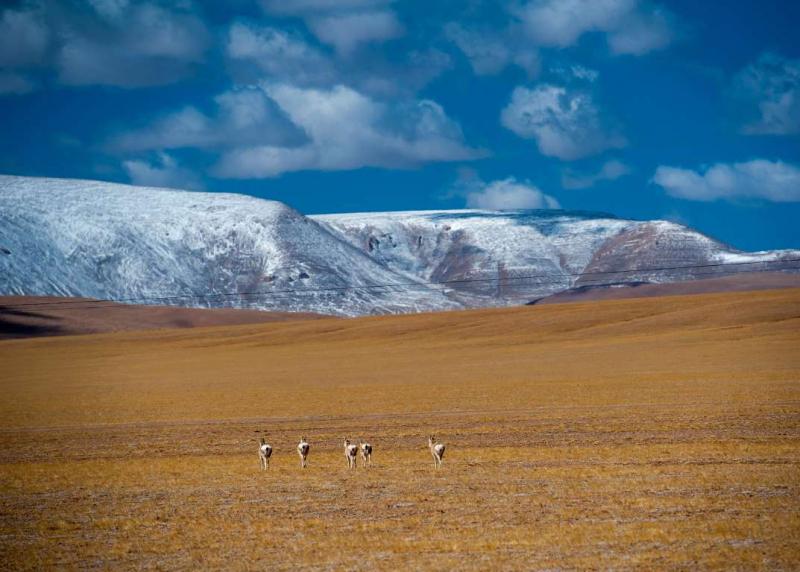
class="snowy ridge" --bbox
[0,175,459,315]
[313,210,636,304]
[313,210,799,305]
[1,175,798,316]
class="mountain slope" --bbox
[314,210,799,306]
[1,175,798,316]
[0,175,459,315]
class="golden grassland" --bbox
[1,288,799,569]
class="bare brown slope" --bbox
[0,296,328,339]
[532,271,800,305]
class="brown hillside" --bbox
[0,296,328,339]
[533,271,800,305]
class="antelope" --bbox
[344,438,358,469]
[360,441,373,467]
[297,436,310,468]
[428,435,445,469]
[258,437,272,471]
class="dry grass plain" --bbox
[1,288,799,570]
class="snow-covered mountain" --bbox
[0,175,459,315]
[314,210,800,307]
[1,175,797,316]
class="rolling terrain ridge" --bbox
[2,174,798,315]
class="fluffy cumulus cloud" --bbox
[226,22,335,86]
[652,159,800,203]
[0,5,49,94]
[501,84,626,160]
[58,3,210,87]
[112,88,304,151]
[260,0,402,55]
[732,52,800,135]
[0,1,210,90]
[0,6,49,69]
[0,0,435,98]
[122,152,204,190]
[465,177,560,210]
[226,21,447,97]
[307,10,403,55]
[113,78,481,179]
[562,159,630,189]
[444,23,539,77]
[214,83,484,177]
[514,0,673,56]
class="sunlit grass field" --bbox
[1,289,799,569]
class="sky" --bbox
[0,0,799,251]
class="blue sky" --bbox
[0,0,799,251]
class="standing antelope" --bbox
[428,435,445,469]
[258,437,272,470]
[344,438,358,469]
[297,436,310,468]
[360,441,373,468]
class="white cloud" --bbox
[214,83,484,178]
[465,177,560,210]
[0,7,48,69]
[444,23,539,77]
[307,10,403,55]
[122,153,204,190]
[0,2,211,90]
[114,81,480,178]
[88,0,130,21]
[562,159,631,189]
[501,84,625,160]
[112,88,304,151]
[57,3,209,87]
[652,159,800,202]
[260,0,393,14]
[226,22,335,85]
[226,21,445,97]
[606,5,672,55]
[332,47,451,97]
[0,6,48,94]
[732,52,800,135]
[260,0,401,54]
[115,107,215,150]
[514,0,673,56]
[213,146,318,179]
